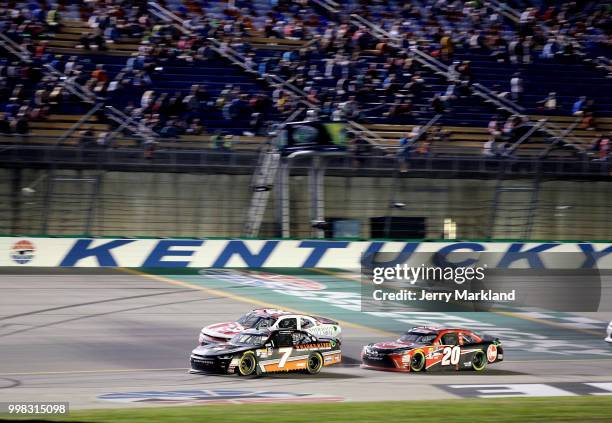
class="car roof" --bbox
[406,326,441,335]
[250,308,292,318]
[240,328,272,336]
[407,327,475,335]
[240,328,308,337]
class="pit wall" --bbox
[2,237,611,269]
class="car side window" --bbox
[300,317,314,329]
[461,333,476,344]
[255,317,273,329]
[291,332,311,345]
[278,317,297,330]
[273,332,294,348]
[441,332,459,346]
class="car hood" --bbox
[191,342,254,357]
[201,321,245,338]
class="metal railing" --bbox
[0,143,609,175]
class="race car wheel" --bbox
[238,351,258,376]
[410,351,426,372]
[306,352,323,375]
[471,350,487,371]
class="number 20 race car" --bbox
[361,327,503,372]
[198,308,341,345]
[190,328,342,376]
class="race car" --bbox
[198,308,341,345]
[361,326,503,372]
[190,328,342,376]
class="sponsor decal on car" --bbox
[295,342,332,350]
[487,344,498,362]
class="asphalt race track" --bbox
[2,268,612,409]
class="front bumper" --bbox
[361,354,402,370]
[190,355,233,374]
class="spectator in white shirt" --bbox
[510,73,523,101]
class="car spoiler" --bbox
[481,334,501,343]
[313,315,339,325]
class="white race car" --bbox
[198,308,342,345]
[605,321,612,344]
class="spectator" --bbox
[91,65,108,83]
[488,115,502,138]
[572,96,587,115]
[440,32,454,61]
[539,92,558,111]
[483,136,496,157]
[510,73,523,101]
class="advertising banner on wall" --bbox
[1,237,611,269]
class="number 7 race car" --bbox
[198,308,341,345]
[190,328,342,376]
[361,327,503,372]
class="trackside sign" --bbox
[1,238,612,269]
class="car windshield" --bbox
[229,334,268,346]
[398,332,436,344]
[237,313,275,329]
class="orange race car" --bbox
[361,326,503,372]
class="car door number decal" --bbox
[278,347,293,368]
[441,346,461,365]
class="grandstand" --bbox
[0,0,610,240]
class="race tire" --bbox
[306,352,324,374]
[410,351,426,372]
[471,350,487,371]
[237,351,258,376]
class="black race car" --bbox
[361,326,503,372]
[190,328,342,376]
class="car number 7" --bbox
[278,347,293,368]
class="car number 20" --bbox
[441,346,460,365]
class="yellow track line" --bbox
[120,268,396,337]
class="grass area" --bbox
[3,397,612,423]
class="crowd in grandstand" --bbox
[0,0,609,159]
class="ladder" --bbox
[243,146,281,237]
[488,164,542,240]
